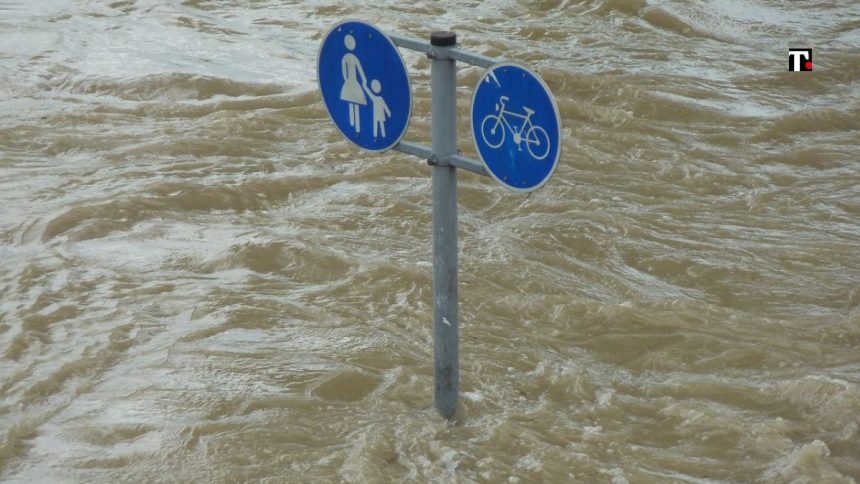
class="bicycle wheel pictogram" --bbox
[480,115,505,148]
[525,126,550,160]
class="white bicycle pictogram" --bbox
[480,96,551,160]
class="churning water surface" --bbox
[1,0,859,482]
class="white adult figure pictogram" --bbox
[339,34,368,134]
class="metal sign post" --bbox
[318,21,562,419]
[429,31,459,418]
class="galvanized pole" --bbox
[430,31,458,419]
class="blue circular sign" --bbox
[318,20,411,153]
[471,63,561,192]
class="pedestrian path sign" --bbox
[318,20,412,152]
[471,63,561,192]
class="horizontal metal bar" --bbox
[388,33,501,68]
[394,140,432,159]
[448,154,488,176]
[447,48,500,69]
[389,34,431,54]
[394,141,488,177]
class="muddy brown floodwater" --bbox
[1,0,859,482]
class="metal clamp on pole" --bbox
[388,33,501,68]
[394,141,487,175]
[430,30,459,419]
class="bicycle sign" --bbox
[481,96,551,160]
[471,63,561,192]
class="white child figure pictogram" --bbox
[364,79,391,138]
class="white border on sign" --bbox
[316,19,413,153]
[470,62,562,193]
